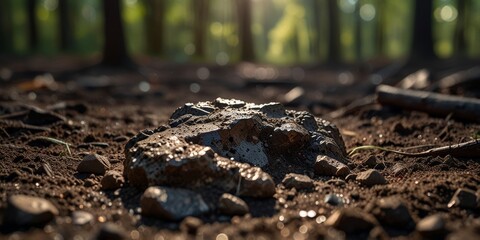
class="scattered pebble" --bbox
[77,154,111,175]
[356,169,387,186]
[416,214,447,237]
[362,155,377,168]
[96,223,127,240]
[72,211,94,226]
[140,186,210,221]
[180,217,203,234]
[282,173,314,190]
[325,208,378,233]
[314,155,349,177]
[101,170,124,190]
[448,188,478,209]
[218,193,250,216]
[370,196,414,228]
[324,194,344,206]
[3,195,59,226]
[392,163,408,177]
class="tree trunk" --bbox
[145,0,164,56]
[375,0,385,57]
[235,0,255,61]
[0,0,13,54]
[411,0,436,60]
[27,0,38,51]
[327,0,340,63]
[193,0,209,59]
[355,0,362,62]
[454,0,468,57]
[311,0,322,59]
[58,0,72,51]
[102,0,130,66]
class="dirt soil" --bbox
[0,58,479,239]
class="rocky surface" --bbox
[140,186,210,221]
[281,173,314,190]
[124,98,347,195]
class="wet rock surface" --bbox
[124,98,348,193]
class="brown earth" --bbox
[0,58,479,239]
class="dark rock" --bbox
[392,163,408,177]
[416,214,448,238]
[101,170,124,190]
[448,188,478,209]
[345,174,357,182]
[218,193,249,216]
[324,194,345,206]
[72,211,94,225]
[325,208,378,233]
[314,155,350,177]
[282,173,314,190]
[140,186,210,221]
[356,169,387,186]
[77,154,110,175]
[3,195,59,226]
[96,223,127,240]
[363,155,377,168]
[370,196,414,228]
[124,99,348,196]
[84,178,97,187]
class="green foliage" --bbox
[1,0,480,63]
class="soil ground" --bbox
[0,57,479,239]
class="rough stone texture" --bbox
[101,170,124,190]
[77,154,110,175]
[3,195,59,226]
[448,188,478,209]
[282,173,314,190]
[218,193,249,216]
[356,169,387,186]
[124,98,348,196]
[140,186,210,221]
[369,196,414,228]
[416,214,448,238]
[325,208,378,233]
[314,155,349,177]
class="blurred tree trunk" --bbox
[58,0,73,51]
[355,0,362,62]
[0,0,13,54]
[27,0,38,51]
[327,0,340,63]
[102,0,130,66]
[145,0,164,56]
[454,0,468,57]
[312,0,322,59]
[375,0,385,57]
[193,0,209,59]
[411,0,436,60]
[235,0,255,61]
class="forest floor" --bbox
[0,56,479,239]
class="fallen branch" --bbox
[349,139,480,158]
[376,85,480,122]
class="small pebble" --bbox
[72,211,94,225]
[218,193,250,216]
[416,214,447,237]
[325,208,378,233]
[180,217,203,234]
[141,186,209,221]
[101,170,124,190]
[96,223,127,240]
[362,155,377,168]
[371,196,414,228]
[314,155,349,177]
[3,195,59,226]
[282,173,314,190]
[356,169,387,186]
[77,154,111,175]
[324,194,344,206]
